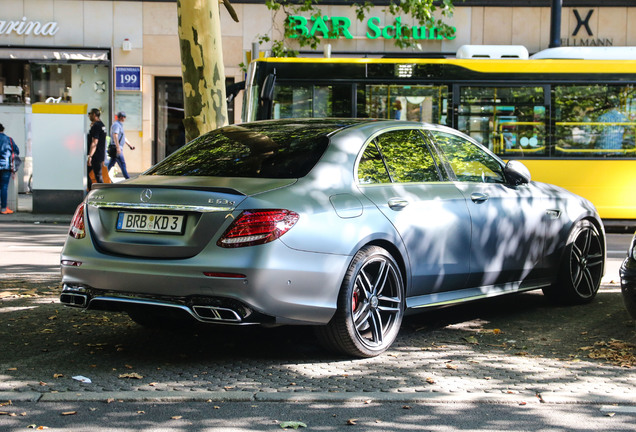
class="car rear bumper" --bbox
[61,240,351,325]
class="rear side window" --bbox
[145,123,332,178]
[358,142,391,184]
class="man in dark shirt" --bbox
[87,108,107,189]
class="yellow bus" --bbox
[242,47,636,224]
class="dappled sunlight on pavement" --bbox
[0,278,633,404]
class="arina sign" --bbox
[288,15,456,41]
[0,17,59,36]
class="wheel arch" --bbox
[364,239,409,291]
[569,215,606,258]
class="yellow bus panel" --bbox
[522,159,636,220]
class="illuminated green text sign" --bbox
[288,15,456,41]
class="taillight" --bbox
[69,203,86,239]
[217,209,299,248]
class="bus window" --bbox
[554,84,636,157]
[361,85,448,123]
[457,86,547,157]
[272,84,352,119]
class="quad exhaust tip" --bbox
[61,284,248,323]
[192,305,243,322]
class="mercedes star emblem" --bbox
[140,189,153,203]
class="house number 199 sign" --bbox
[114,66,142,91]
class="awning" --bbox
[0,47,110,62]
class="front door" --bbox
[428,129,547,287]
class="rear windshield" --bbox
[145,123,333,178]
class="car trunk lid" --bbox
[86,176,295,258]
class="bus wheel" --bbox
[316,246,404,358]
[543,219,604,305]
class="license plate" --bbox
[116,212,185,234]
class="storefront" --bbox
[1,1,634,211]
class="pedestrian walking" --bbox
[0,123,19,214]
[108,111,135,179]
[87,108,107,190]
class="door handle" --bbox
[470,193,489,203]
[388,198,409,210]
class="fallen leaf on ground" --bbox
[446,363,458,370]
[346,419,357,425]
[584,340,636,367]
[171,416,182,420]
[118,373,143,379]
[61,411,77,416]
[463,336,479,345]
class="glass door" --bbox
[154,77,236,164]
[454,85,549,157]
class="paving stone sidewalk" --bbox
[1,276,634,403]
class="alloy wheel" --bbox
[351,256,403,349]
[569,224,604,299]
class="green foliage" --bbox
[259,0,457,57]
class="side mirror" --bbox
[504,160,531,185]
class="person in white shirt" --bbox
[108,111,135,179]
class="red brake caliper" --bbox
[352,290,359,312]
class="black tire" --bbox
[543,219,604,305]
[316,246,404,358]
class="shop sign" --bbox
[561,9,613,47]
[0,17,59,36]
[288,15,456,41]
[114,66,142,92]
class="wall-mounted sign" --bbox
[114,66,142,92]
[561,9,613,47]
[288,15,456,41]
[0,17,59,36]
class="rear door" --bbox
[427,129,547,287]
[357,127,472,297]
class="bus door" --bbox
[361,85,449,123]
[453,85,549,159]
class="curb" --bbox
[0,213,72,224]
[2,391,636,405]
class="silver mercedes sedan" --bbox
[60,119,605,357]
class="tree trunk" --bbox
[177,0,228,143]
